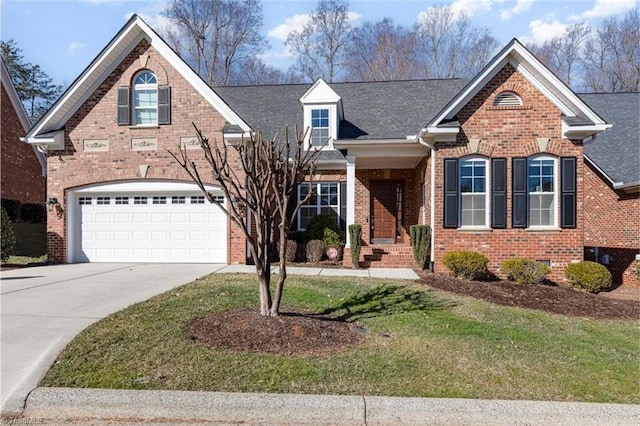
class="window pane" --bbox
[460,178,472,192]
[474,177,485,192]
[311,128,329,147]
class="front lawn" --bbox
[42,274,639,403]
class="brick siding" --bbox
[1,84,46,205]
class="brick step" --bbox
[346,245,417,268]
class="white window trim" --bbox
[527,154,559,230]
[458,155,490,230]
[303,104,338,150]
[133,71,158,126]
[297,182,341,230]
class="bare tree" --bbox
[344,19,421,81]
[163,0,268,86]
[583,8,639,92]
[170,126,322,316]
[528,23,591,89]
[286,0,352,82]
[414,4,499,79]
[229,57,305,85]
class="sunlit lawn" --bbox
[42,274,640,403]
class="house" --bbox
[1,57,46,207]
[22,15,638,286]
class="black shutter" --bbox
[340,181,347,231]
[491,158,507,228]
[443,158,459,228]
[512,157,528,228]
[560,156,577,228]
[286,190,297,230]
[158,86,171,124]
[117,87,130,125]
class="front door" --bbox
[370,181,402,244]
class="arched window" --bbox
[133,71,158,125]
[493,91,523,107]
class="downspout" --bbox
[418,131,436,272]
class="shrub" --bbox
[323,228,343,249]
[410,225,431,270]
[500,258,551,285]
[21,203,47,224]
[306,240,324,262]
[1,207,16,261]
[1,198,21,222]
[442,250,489,280]
[564,261,612,293]
[287,231,306,243]
[348,224,362,268]
[285,240,298,263]
[305,214,340,241]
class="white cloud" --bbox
[524,17,569,44]
[582,0,637,19]
[500,0,536,22]
[450,0,500,18]
[268,14,311,41]
[267,11,361,41]
[68,42,87,54]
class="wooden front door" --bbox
[370,181,402,244]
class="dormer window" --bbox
[493,91,522,107]
[311,108,330,147]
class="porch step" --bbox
[360,245,416,268]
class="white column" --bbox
[346,154,356,247]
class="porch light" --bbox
[46,197,59,212]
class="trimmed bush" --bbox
[564,261,612,293]
[1,207,16,261]
[348,224,362,268]
[285,240,298,263]
[1,198,21,222]
[306,240,324,262]
[305,214,340,241]
[323,228,343,249]
[442,250,489,280]
[21,203,46,224]
[410,225,431,270]
[287,231,306,244]
[500,258,551,285]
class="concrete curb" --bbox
[22,387,640,425]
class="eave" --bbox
[562,123,612,140]
[22,130,65,151]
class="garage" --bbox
[68,181,227,263]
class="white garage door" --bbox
[70,182,227,263]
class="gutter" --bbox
[417,129,436,272]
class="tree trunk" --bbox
[270,226,288,316]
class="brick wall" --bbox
[1,84,46,205]
[584,161,639,287]
[45,40,246,263]
[432,64,584,282]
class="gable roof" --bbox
[581,92,640,190]
[1,57,47,175]
[23,14,250,147]
[425,38,609,140]
[215,78,468,141]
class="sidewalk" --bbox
[216,264,420,280]
[19,387,640,425]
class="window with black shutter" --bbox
[443,158,459,228]
[491,158,507,228]
[512,157,528,228]
[560,157,577,228]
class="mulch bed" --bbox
[417,272,639,321]
[187,308,364,356]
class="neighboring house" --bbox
[22,15,638,286]
[1,57,46,206]
[580,93,639,287]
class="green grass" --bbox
[42,274,640,403]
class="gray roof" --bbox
[580,93,640,187]
[214,79,468,141]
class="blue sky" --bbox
[1,0,637,86]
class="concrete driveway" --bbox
[1,263,225,416]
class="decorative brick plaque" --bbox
[131,137,158,151]
[180,136,201,150]
[83,139,109,152]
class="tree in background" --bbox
[344,18,421,81]
[414,4,499,79]
[582,8,639,92]
[528,23,591,89]
[163,0,268,86]
[171,126,322,316]
[1,39,63,123]
[286,0,352,82]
